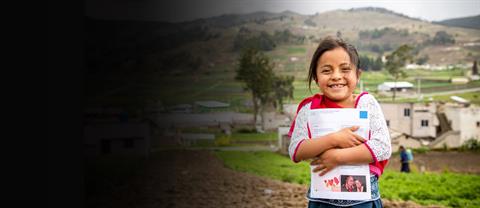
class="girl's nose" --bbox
[330,69,342,80]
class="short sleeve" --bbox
[288,102,311,163]
[358,95,392,162]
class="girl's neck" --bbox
[324,94,356,108]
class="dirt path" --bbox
[87,150,440,208]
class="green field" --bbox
[183,132,279,147]
[214,151,480,208]
[230,132,278,142]
[87,58,477,110]
[391,90,480,104]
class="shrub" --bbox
[215,135,231,146]
[413,147,430,154]
[460,139,480,151]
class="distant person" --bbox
[288,36,391,207]
[400,146,410,173]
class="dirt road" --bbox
[86,150,439,208]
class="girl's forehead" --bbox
[317,48,351,65]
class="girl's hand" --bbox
[329,126,366,148]
[310,149,342,176]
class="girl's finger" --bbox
[353,134,366,143]
[319,167,331,176]
[313,165,325,173]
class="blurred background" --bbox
[82,0,480,207]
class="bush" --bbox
[215,135,231,146]
[460,139,480,151]
[236,128,257,133]
[413,147,430,154]
[281,173,295,183]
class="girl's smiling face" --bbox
[316,47,359,107]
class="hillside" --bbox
[434,15,480,30]
[86,7,480,75]
[85,8,480,107]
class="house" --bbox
[380,102,439,139]
[381,101,480,149]
[442,104,480,145]
[162,132,215,146]
[259,111,290,131]
[194,100,230,112]
[84,121,152,158]
[155,111,254,137]
[377,82,414,92]
[169,104,193,113]
[450,77,469,84]
[278,126,291,155]
[389,129,424,152]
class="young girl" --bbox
[288,36,391,207]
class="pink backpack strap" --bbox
[354,92,369,108]
[287,95,322,138]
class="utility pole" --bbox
[360,79,364,92]
[417,78,421,95]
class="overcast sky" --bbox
[85,0,480,22]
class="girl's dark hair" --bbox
[307,36,360,91]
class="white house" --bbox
[377,82,414,92]
[450,77,469,84]
[84,121,152,158]
[380,102,439,139]
[443,104,480,145]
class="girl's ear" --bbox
[357,68,363,81]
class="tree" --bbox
[416,55,429,65]
[473,60,478,75]
[432,31,455,45]
[273,75,294,113]
[385,44,414,101]
[373,56,383,71]
[235,48,275,129]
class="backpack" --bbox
[406,149,413,162]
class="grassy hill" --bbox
[85,8,480,109]
[434,15,480,30]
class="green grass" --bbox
[186,132,279,147]
[87,60,477,109]
[380,171,480,207]
[214,151,311,184]
[287,47,307,54]
[214,151,480,207]
[391,90,480,104]
[230,132,278,142]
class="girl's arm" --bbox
[311,94,392,175]
[311,145,373,175]
[295,127,365,162]
[362,94,392,162]
[289,104,366,162]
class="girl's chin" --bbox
[324,92,350,101]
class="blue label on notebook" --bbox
[359,111,368,119]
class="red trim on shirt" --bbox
[354,92,368,108]
[307,122,312,139]
[292,139,305,163]
[364,142,378,164]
